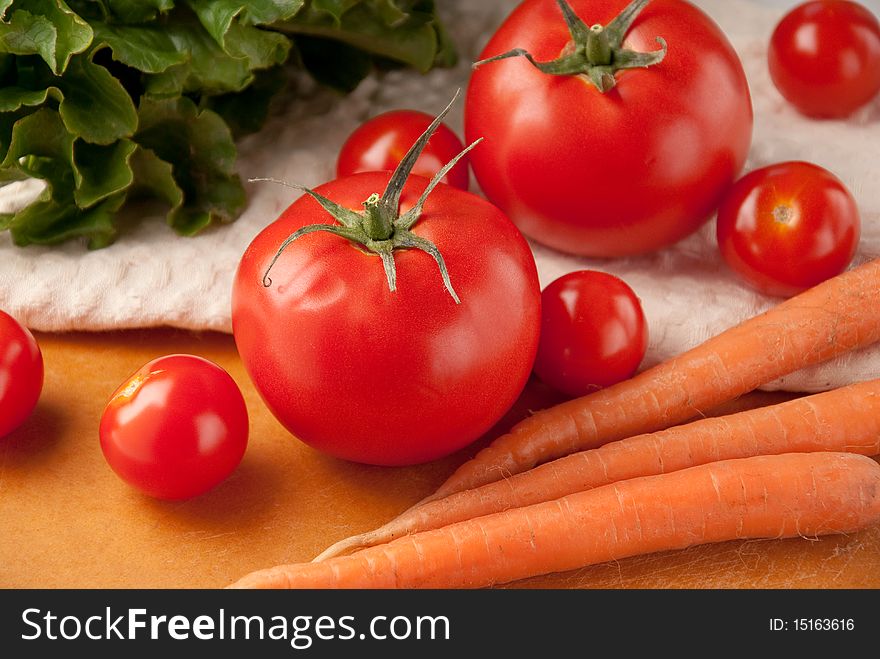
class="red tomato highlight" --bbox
[99,354,249,500]
[716,161,860,298]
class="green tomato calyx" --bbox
[474,0,667,93]
[253,90,479,304]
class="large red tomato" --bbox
[232,171,541,467]
[768,1,880,118]
[465,0,753,257]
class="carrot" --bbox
[420,258,880,505]
[229,452,880,589]
[313,378,880,560]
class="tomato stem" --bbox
[252,91,476,303]
[473,0,667,93]
[362,193,394,240]
[586,25,612,66]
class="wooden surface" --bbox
[2,328,878,589]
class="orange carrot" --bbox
[421,258,880,505]
[313,378,880,560]
[230,452,880,589]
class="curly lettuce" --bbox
[0,0,454,248]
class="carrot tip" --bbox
[312,533,370,562]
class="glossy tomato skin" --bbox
[99,354,249,500]
[533,271,648,398]
[716,161,860,298]
[769,1,880,118]
[232,172,541,467]
[337,110,470,190]
[465,0,753,257]
[0,310,43,438]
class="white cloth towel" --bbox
[1,0,879,392]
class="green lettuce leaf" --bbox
[0,12,58,71]
[143,18,270,96]
[0,54,136,149]
[0,0,92,74]
[204,65,286,137]
[0,84,52,112]
[128,144,183,213]
[1,107,75,186]
[294,36,371,93]
[134,96,245,234]
[311,0,360,22]
[0,0,455,249]
[72,137,135,207]
[0,107,130,247]
[185,0,304,45]
[7,189,125,248]
[91,22,187,73]
[56,52,138,143]
[275,0,456,72]
[76,0,175,24]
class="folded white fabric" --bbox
[1,0,878,392]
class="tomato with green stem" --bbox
[768,1,880,118]
[337,110,470,190]
[716,161,860,298]
[465,0,753,257]
[99,354,249,500]
[233,93,541,467]
[533,271,648,398]
[0,310,43,438]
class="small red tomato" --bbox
[99,354,249,500]
[533,271,648,398]
[768,0,880,118]
[0,310,43,438]
[716,161,860,298]
[337,110,470,190]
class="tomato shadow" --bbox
[136,376,569,538]
[457,374,566,449]
[0,401,65,467]
[299,376,571,510]
[134,450,292,533]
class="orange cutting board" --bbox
[1,328,878,589]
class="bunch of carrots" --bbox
[230,259,880,589]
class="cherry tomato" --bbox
[533,271,648,398]
[768,1,880,118]
[337,110,470,190]
[0,310,43,438]
[99,354,249,500]
[232,171,541,467]
[716,161,860,298]
[465,0,753,257]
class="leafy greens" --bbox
[0,0,454,248]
